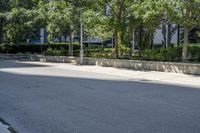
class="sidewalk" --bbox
[25,62,200,88]
[0,122,10,133]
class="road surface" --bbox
[0,60,200,133]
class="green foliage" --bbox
[43,47,67,56]
[0,44,3,53]
[0,0,11,12]
[133,0,179,50]
[139,47,182,62]
[134,0,165,30]
[1,42,200,62]
[138,46,200,62]
[188,46,200,62]
[169,0,200,29]
[47,1,69,40]
[119,45,132,57]
[81,0,140,57]
[46,0,80,42]
[0,0,48,44]
[0,0,199,62]
[167,0,200,61]
[85,48,115,58]
[83,9,113,41]
[0,43,80,54]
[6,8,31,43]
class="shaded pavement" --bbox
[0,60,200,133]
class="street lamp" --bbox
[40,28,45,54]
[162,12,169,49]
[132,29,135,55]
[80,9,84,65]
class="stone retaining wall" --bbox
[84,58,200,75]
[1,54,200,75]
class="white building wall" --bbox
[153,24,178,44]
[40,28,45,44]
[153,29,163,44]
[171,25,178,44]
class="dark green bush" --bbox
[138,46,200,62]
[85,48,114,58]
[138,47,182,62]
[0,43,80,54]
[43,47,68,56]
[0,45,2,53]
[120,45,132,57]
[188,46,200,62]
[1,43,200,62]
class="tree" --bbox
[82,7,113,46]
[47,0,81,55]
[170,0,200,62]
[134,0,200,62]
[47,1,69,41]
[104,0,137,57]
[0,0,47,44]
[133,0,171,50]
[0,0,11,43]
[81,0,139,57]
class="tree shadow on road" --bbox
[0,60,50,69]
[0,63,200,133]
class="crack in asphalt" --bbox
[0,117,18,133]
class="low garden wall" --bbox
[1,54,200,75]
[84,58,200,75]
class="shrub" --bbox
[0,45,3,53]
[24,52,32,55]
[0,43,80,54]
[188,46,200,62]
[85,48,114,58]
[1,43,200,62]
[138,47,182,62]
[138,46,200,62]
[43,47,68,56]
[120,45,132,57]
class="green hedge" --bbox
[1,43,200,62]
[85,48,115,58]
[188,46,200,62]
[0,43,80,54]
[84,45,131,58]
[43,47,115,58]
[138,46,200,62]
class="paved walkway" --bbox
[23,61,200,88]
[0,123,10,133]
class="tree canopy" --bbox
[0,0,199,61]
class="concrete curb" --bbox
[0,117,17,133]
[0,54,200,75]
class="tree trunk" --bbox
[68,31,75,56]
[177,25,180,47]
[71,31,74,56]
[114,30,119,58]
[118,32,122,56]
[0,18,4,44]
[69,33,72,56]
[165,24,170,49]
[139,24,143,49]
[132,29,135,53]
[150,33,153,49]
[182,27,189,62]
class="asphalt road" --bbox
[0,60,200,133]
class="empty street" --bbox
[0,60,200,133]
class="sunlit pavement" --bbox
[0,123,10,133]
[0,60,200,133]
[2,60,200,88]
